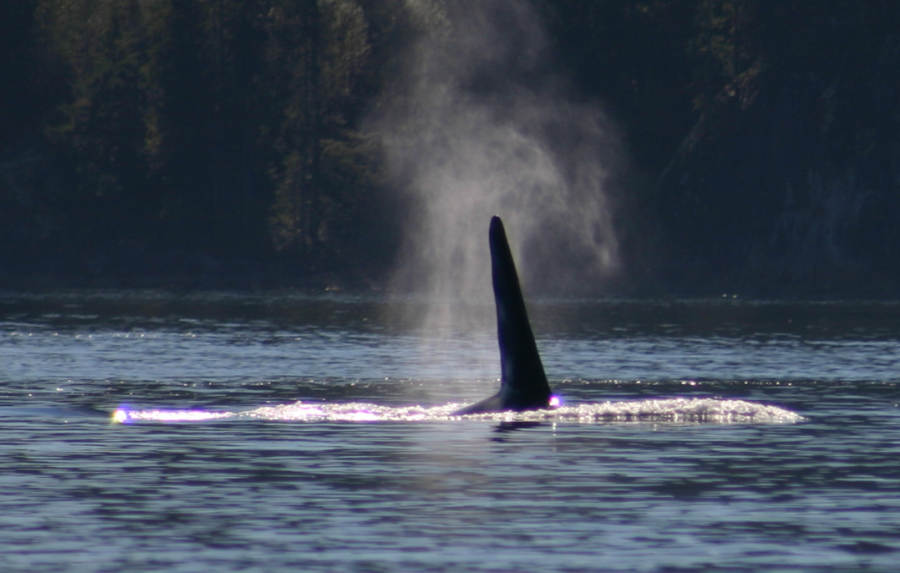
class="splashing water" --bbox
[373,0,622,314]
[114,398,803,424]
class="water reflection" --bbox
[4,292,900,388]
[492,421,544,436]
[1,292,899,572]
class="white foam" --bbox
[114,398,802,424]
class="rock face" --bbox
[656,31,900,296]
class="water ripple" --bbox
[116,398,803,424]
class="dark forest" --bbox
[2,0,899,296]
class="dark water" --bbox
[1,292,899,572]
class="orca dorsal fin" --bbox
[453,216,552,415]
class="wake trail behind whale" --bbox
[115,398,802,424]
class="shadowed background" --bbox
[1,0,899,297]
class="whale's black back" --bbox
[453,216,552,414]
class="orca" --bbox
[453,216,553,415]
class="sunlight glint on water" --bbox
[114,398,803,424]
[1,293,900,572]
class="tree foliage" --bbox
[30,0,387,266]
[656,0,900,292]
[2,0,899,291]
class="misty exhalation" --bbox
[372,0,622,315]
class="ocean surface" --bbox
[1,291,899,572]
